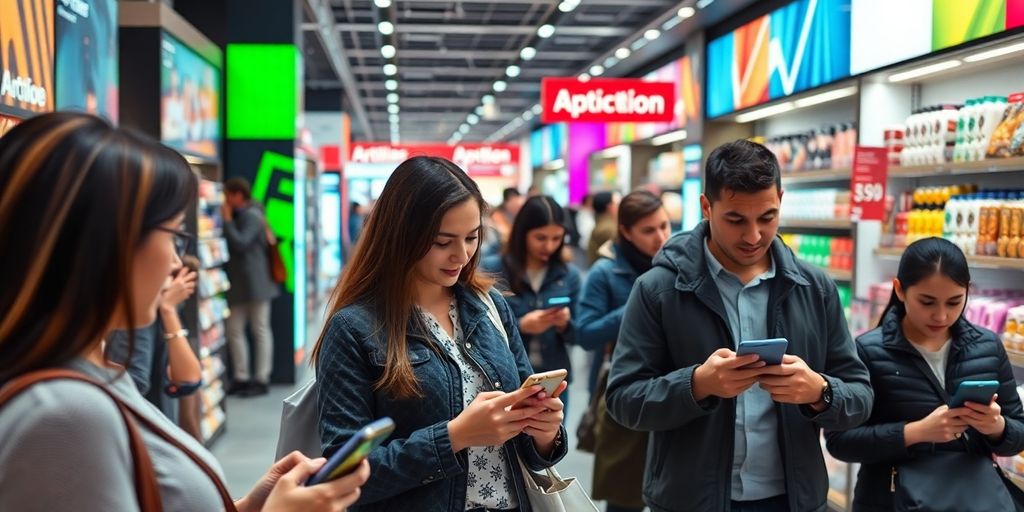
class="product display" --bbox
[892,94,1024,166]
[193,179,231,446]
[781,188,850,221]
[780,234,853,273]
[761,123,857,173]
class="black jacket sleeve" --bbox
[984,340,1024,456]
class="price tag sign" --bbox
[851,146,888,221]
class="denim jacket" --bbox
[577,242,639,391]
[316,285,569,512]
[481,256,582,383]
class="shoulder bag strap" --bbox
[0,369,164,511]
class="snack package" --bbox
[989,93,1024,158]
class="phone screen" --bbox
[306,418,394,486]
[323,438,377,481]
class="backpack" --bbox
[274,291,507,459]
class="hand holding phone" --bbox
[691,348,768,401]
[305,418,395,486]
[949,380,999,408]
[520,369,568,398]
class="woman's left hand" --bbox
[516,381,568,456]
[958,394,1007,439]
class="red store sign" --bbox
[541,78,676,123]
[850,146,888,222]
[348,143,520,176]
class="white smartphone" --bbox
[520,369,568,397]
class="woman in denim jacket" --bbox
[482,196,582,415]
[312,157,569,512]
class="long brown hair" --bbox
[616,190,664,240]
[311,156,493,399]
[0,112,197,383]
[502,195,568,295]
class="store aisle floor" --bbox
[212,347,607,506]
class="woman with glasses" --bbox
[0,112,367,511]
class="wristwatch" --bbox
[164,329,189,341]
[819,376,833,408]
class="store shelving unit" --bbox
[780,219,854,231]
[887,156,1024,179]
[875,247,1024,271]
[781,168,852,185]
[194,179,232,447]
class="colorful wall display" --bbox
[227,44,299,140]
[707,0,852,118]
[530,124,567,168]
[0,0,55,118]
[55,0,118,123]
[161,32,220,159]
[606,40,703,145]
[852,0,1024,74]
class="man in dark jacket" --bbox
[606,140,873,512]
[222,177,280,397]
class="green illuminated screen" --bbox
[227,44,298,140]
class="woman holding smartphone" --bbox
[482,196,582,415]
[0,113,366,511]
[577,191,670,512]
[312,157,568,512]
[825,237,1024,511]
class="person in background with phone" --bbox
[222,177,279,398]
[0,113,366,512]
[825,237,1024,511]
[312,157,568,512]
[482,195,582,417]
[577,191,671,512]
[606,140,873,512]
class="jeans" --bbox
[226,300,273,383]
[730,494,789,512]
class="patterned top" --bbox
[419,298,518,510]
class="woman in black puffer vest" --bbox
[825,237,1024,511]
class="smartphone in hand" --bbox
[539,296,571,310]
[949,380,999,408]
[520,369,568,397]
[736,338,789,366]
[305,417,395,486]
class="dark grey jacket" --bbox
[606,222,873,512]
[224,204,279,304]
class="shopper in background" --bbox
[483,195,582,416]
[349,201,365,246]
[106,263,203,422]
[587,191,620,267]
[222,177,279,397]
[826,237,1024,511]
[312,157,567,512]
[0,112,367,512]
[574,193,596,251]
[606,139,873,512]
[490,187,525,250]
[577,190,671,512]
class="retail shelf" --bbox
[875,247,1024,270]
[781,168,852,185]
[888,156,1024,179]
[826,268,853,282]
[780,219,853,231]
[200,336,227,359]
[203,418,226,448]
[1008,350,1024,369]
[827,488,848,512]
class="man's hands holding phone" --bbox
[692,350,827,408]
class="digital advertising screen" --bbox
[707,0,852,118]
[161,32,220,159]
[0,0,55,119]
[55,0,119,123]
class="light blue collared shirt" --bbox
[703,238,786,501]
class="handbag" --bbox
[894,450,1022,512]
[516,457,599,512]
[575,349,611,453]
[265,224,286,284]
[0,369,237,512]
[276,378,323,458]
[479,291,599,512]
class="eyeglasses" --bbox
[154,227,196,257]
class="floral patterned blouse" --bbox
[419,298,518,510]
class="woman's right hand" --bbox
[241,452,369,512]
[904,405,971,446]
[448,386,547,452]
[518,310,555,335]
